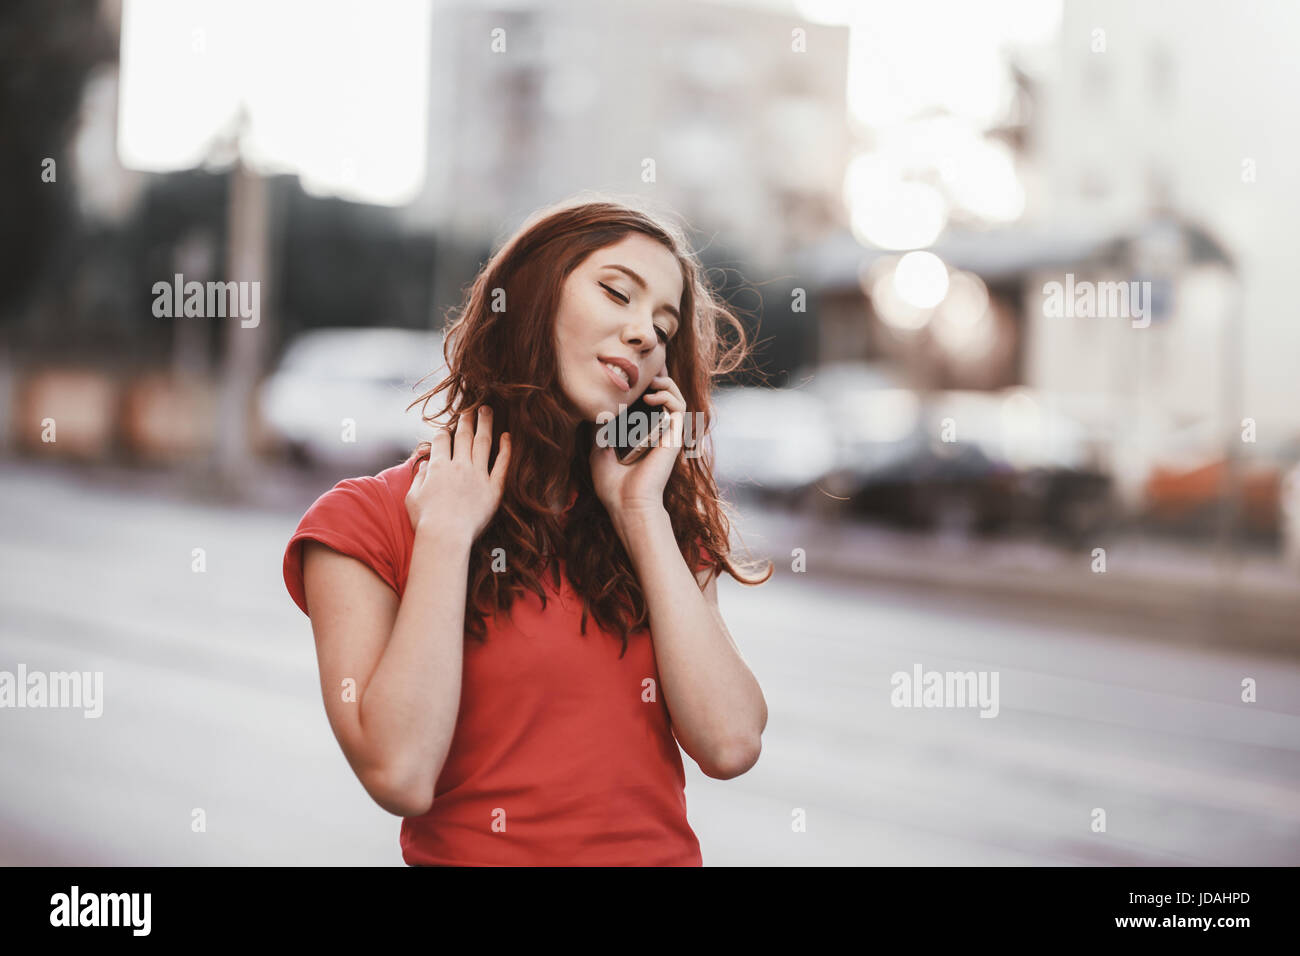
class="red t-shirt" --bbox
[283,454,705,866]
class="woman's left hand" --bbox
[591,372,687,522]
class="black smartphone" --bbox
[611,392,670,465]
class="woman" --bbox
[282,196,772,866]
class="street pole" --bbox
[214,155,269,496]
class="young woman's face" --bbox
[553,232,685,423]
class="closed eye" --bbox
[600,281,670,345]
[598,281,629,304]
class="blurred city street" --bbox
[4,0,1300,873]
[2,460,1297,866]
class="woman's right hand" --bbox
[406,406,511,543]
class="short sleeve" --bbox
[690,540,717,578]
[283,475,402,616]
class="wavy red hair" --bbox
[406,195,772,656]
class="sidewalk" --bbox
[732,503,1300,660]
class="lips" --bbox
[597,356,638,391]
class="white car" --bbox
[709,386,838,498]
[259,327,446,468]
[803,361,923,481]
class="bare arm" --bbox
[302,405,510,817]
[302,524,472,817]
[591,374,766,781]
[614,505,767,780]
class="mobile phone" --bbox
[611,392,670,465]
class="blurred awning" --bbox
[798,213,1232,290]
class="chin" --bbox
[593,395,634,420]
[558,391,603,427]
[571,390,611,421]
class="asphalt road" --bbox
[2,461,1298,865]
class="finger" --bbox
[643,390,683,414]
[650,373,679,393]
[648,377,685,410]
[430,427,451,460]
[642,390,681,413]
[473,406,493,472]
[489,432,511,490]
[646,411,671,452]
[453,409,475,464]
[411,458,429,490]
[667,409,684,450]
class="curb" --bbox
[735,509,1300,660]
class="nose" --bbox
[620,313,658,353]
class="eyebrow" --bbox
[600,263,682,329]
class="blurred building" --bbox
[1028,0,1300,439]
[404,0,850,269]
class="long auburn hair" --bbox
[406,195,773,656]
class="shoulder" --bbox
[373,452,422,511]
[323,453,419,517]
[282,453,419,615]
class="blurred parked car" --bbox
[1141,433,1300,541]
[1144,460,1280,536]
[838,388,1113,541]
[258,327,444,469]
[710,386,837,505]
[1283,459,1300,568]
[804,361,925,491]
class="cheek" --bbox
[552,319,590,393]
[556,347,580,388]
[556,301,600,360]
[555,289,592,343]
[552,306,574,364]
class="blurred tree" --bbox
[695,245,807,389]
[0,0,115,326]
